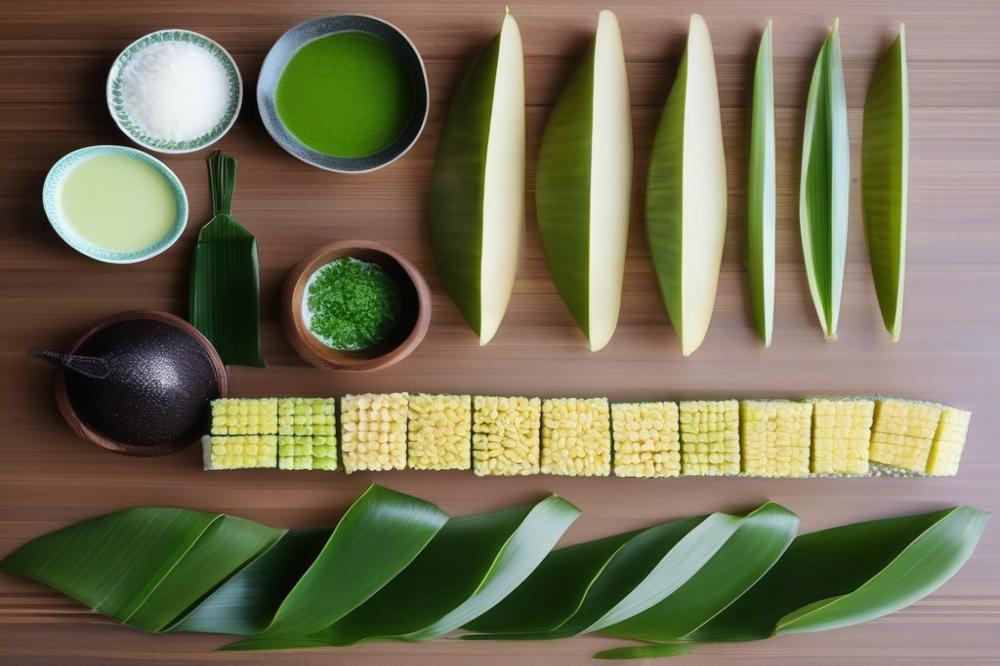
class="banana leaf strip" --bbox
[465,503,796,640]
[601,502,798,641]
[688,506,988,641]
[225,495,581,649]
[0,486,986,661]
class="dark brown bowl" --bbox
[53,311,228,456]
[283,240,431,371]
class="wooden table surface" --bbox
[2,0,999,663]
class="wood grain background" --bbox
[1,0,999,663]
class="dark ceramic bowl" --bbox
[52,311,227,456]
[257,14,429,173]
[282,240,431,371]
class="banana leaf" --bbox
[601,502,798,641]
[465,502,796,640]
[594,506,987,658]
[862,26,908,341]
[688,506,988,641]
[0,486,987,661]
[170,529,329,635]
[0,508,282,630]
[747,21,776,347]
[646,14,728,357]
[800,20,849,341]
[225,495,581,649]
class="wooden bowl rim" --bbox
[282,240,431,372]
[53,310,228,457]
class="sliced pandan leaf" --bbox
[747,21,776,347]
[646,14,728,357]
[429,10,525,345]
[862,25,908,342]
[536,10,632,352]
[800,19,849,341]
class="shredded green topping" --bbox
[306,257,401,350]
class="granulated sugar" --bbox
[120,41,231,142]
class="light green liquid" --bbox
[275,31,415,158]
[59,153,177,253]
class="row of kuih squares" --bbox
[203,395,970,478]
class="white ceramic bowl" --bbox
[107,29,243,154]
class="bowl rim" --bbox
[106,28,243,155]
[53,311,228,457]
[41,145,189,264]
[282,240,431,371]
[257,14,429,174]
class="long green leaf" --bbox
[428,11,524,345]
[862,25,908,342]
[190,151,264,367]
[646,14,727,356]
[224,495,581,650]
[594,644,692,660]
[800,20,849,341]
[602,502,798,642]
[466,509,780,640]
[124,515,281,632]
[170,529,330,635]
[258,485,448,637]
[748,21,776,347]
[0,508,281,626]
[688,506,989,642]
[1,489,987,661]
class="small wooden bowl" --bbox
[53,311,228,457]
[283,240,431,371]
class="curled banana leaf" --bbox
[596,506,988,658]
[0,486,986,661]
[465,502,797,639]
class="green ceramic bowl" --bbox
[107,29,242,154]
[42,145,189,264]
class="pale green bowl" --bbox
[42,145,189,264]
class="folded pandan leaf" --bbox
[226,495,580,649]
[600,501,797,641]
[536,10,632,351]
[800,19,849,341]
[464,502,797,640]
[0,487,986,661]
[646,14,728,356]
[429,10,524,345]
[170,529,330,635]
[862,25,909,342]
[0,507,283,631]
[747,21,776,347]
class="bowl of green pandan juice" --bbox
[42,145,188,263]
[258,15,429,173]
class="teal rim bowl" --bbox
[107,29,243,154]
[42,145,189,264]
